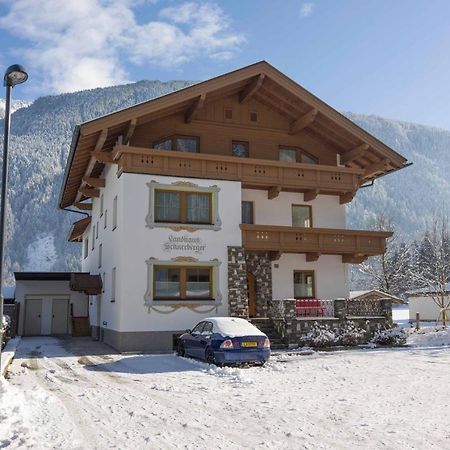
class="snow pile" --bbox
[0,378,36,449]
[407,327,450,347]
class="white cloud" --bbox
[300,2,314,18]
[0,0,245,93]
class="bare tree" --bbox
[358,215,413,297]
[411,217,450,326]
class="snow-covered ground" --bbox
[2,337,450,449]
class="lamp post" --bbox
[0,64,28,367]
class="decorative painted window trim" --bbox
[144,256,222,313]
[145,180,222,232]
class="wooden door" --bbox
[51,299,69,334]
[247,272,256,318]
[24,299,42,336]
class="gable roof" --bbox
[349,289,404,304]
[59,60,409,208]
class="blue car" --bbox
[177,317,271,366]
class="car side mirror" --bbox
[185,329,191,334]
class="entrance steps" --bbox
[249,318,287,350]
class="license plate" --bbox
[241,341,257,348]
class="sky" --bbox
[0,0,450,129]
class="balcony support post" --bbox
[268,185,282,199]
[304,189,319,202]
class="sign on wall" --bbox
[162,235,206,255]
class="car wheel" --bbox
[205,347,216,365]
[177,341,185,357]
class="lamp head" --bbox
[4,64,28,87]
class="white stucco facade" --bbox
[79,165,350,351]
[408,295,450,322]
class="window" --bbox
[224,108,233,120]
[294,271,315,298]
[96,222,99,239]
[279,147,318,164]
[232,141,249,158]
[92,226,95,250]
[250,111,258,122]
[153,135,199,153]
[98,243,102,269]
[192,321,206,334]
[100,194,104,216]
[154,190,212,225]
[102,272,106,294]
[154,266,212,300]
[111,267,116,302]
[241,201,254,224]
[112,195,118,230]
[84,238,88,259]
[104,210,107,229]
[202,321,213,335]
[292,205,312,227]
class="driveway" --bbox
[3,336,450,449]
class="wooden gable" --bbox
[59,61,409,208]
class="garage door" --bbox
[24,298,42,336]
[51,299,69,334]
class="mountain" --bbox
[0,80,449,284]
[0,99,32,119]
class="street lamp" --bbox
[0,64,28,367]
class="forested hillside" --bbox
[0,81,449,284]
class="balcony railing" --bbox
[240,224,392,262]
[112,145,363,200]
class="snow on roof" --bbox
[206,317,266,337]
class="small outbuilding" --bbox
[14,272,98,337]
[407,284,450,322]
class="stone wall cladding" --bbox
[245,251,272,318]
[4,303,19,337]
[227,246,248,318]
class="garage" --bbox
[13,272,94,337]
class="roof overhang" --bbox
[59,60,409,209]
[70,273,102,295]
[68,217,91,242]
[14,272,89,281]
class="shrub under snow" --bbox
[299,321,366,348]
[371,326,407,347]
[1,315,11,350]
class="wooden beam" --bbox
[339,191,355,205]
[270,251,282,261]
[185,94,206,123]
[306,252,320,262]
[123,118,137,145]
[341,144,369,165]
[342,254,368,264]
[92,151,114,163]
[289,108,318,135]
[239,74,265,103]
[79,187,100,198]
[74,202,93,211]
[364,158,390,179]
[304,189,319,202]
[268,186,282,200]
[94,129,108,152]
[82,177,105,188]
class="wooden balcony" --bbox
[112,145,363,203]
[240,224,392,262]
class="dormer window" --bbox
[153,135,199,153]
[224,108,233,120]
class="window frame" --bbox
[104,209,107,229]
[98,243,102,269]
[84,238,88,259]
[154,189,213,225]
[291,204,313,228]
[146,181,222,231]
[111,267,116,303]
[100,194,104,217]
[293,270,315,299]
[241,201,254,225]
[112,195,117,230]
[279,146,319,164]
[232,140,249,158]
[153,135,200,153]
[153,265,213,301]
[224,108,233,120]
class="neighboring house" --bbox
[408,284,450,322]
[350,290,404,304]
[58,61,408,352]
